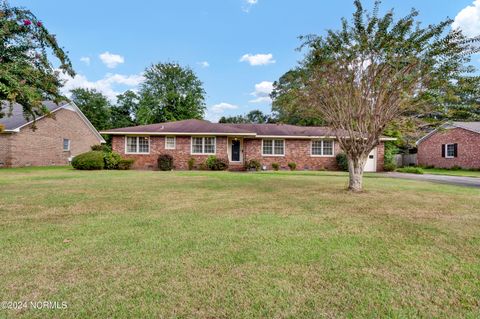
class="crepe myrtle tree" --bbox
[298,0,479,192]
[0,1,74,129]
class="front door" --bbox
[231,140,241,162]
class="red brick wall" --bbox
[243,138,340,170]
[0,134,12,167]
[112,135,386,171]
[417,127,480,169]
[1,108,101,168]
[112,136,229,170]
[376,142,385,172]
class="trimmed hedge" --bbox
[72,151,105,170]
[158,154,174,171]
[336,153,349,171]
[245,159,261,171]
[118,159,135,170]
[104,152,121,169]
[205,156,228,171]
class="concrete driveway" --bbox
[382,172,480,188]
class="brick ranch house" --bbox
[417,122,480,169]
[0,101,105,168]
[102,119,393,171]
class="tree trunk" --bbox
[347,155,367,192]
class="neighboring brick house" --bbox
[0,101,105,168]
[102,119,392,171]
[417,122,480,169]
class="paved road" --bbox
[382,172,480,188]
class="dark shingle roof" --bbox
[102,119,344,137]
[0,101,66,131]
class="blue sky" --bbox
[10,0,480,122]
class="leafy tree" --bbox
[110,90,139,128]
[137,62,206,124]
[271,69,324,126]
[0,1,74,128]
[293,0,479,191]
[219,115,248,124]
[70,88,111,131]
[219,110,275,124]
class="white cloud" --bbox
[80,56,90,66]
[242,0,258,12]
[239,53,275,66]
[249,81,273,104]
[99,51,125,68]
[210,102,239,113]
[205,102,240,122]
[59,72,144,102]
[452,0,480,37]
[197,61,210,68]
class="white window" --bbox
[63,138,70,151]
[126,136,150,154]
[446,144,455,158]
[311,140,335,156]
[165,136,176,149]
[191,137,216,154]
[262,139,284,156]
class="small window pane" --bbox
[127,137,137,153]
[312,140,322,155]
[263,140,273,155]
[446,144,455,157]
[63,139,70,151]
[323,140,333,155]
[274,140,284,155]
[192,137,203,154]
[165,136,175,149]
[204,137,215,154]
[138,137,149,153]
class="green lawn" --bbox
[422,168,480,178]
[1,167,479,318]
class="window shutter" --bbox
[454,143,458,157]
[441,144,445,158]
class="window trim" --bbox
[261,139,285,157]
[63,138,71,152]
[165,136,176,150]
[310,139,335,157]
[445,143,455,159]
[125,136,150,155]
[190,136,216,155]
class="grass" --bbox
[396,167,424,174]
[422,167,480,178]
[0,167,479,318]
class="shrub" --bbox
[288,162,297,171]
[187,158,195,170]
[451,165,462,170]
[103,152,121,169]
[91,144,111,152]
[72,151,104,170]
[245,159,261,171]
[383,162,396,172]
[118,159,135,170]
[158,154,174,171]
[205,155,228,171]
[336,153,348,171]
[271,163,280,171]
[396,167,424,174]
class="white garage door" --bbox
[364,148,377,172]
